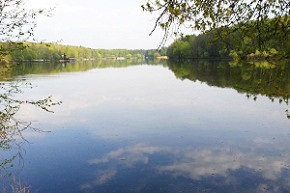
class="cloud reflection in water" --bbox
[81,142,290,192]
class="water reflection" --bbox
[1,60,289,193]
[0,64,61,191]
[4,59,154,78]
[6,59,290,106]
[83,141,290,192]
[168,60,290,104]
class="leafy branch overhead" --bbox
[0,0,53,61]
[142,0,290,48]
[0,0,52,41]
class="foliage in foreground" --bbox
[0,0,52,64]
[142,0,289,50]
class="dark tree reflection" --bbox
[168,59,290,118]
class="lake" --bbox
[1,59,290,193]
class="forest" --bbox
[0,42,167,63]
[166,17,289,60]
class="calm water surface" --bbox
[1,60,290,193]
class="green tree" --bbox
[170,40,191,59]
[0,0,52,62]
[142,0,289,52]
[0,1,55,187]
[166,17,289,60]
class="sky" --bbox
[26,0,184,50]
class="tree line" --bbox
[0,42,166,63]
